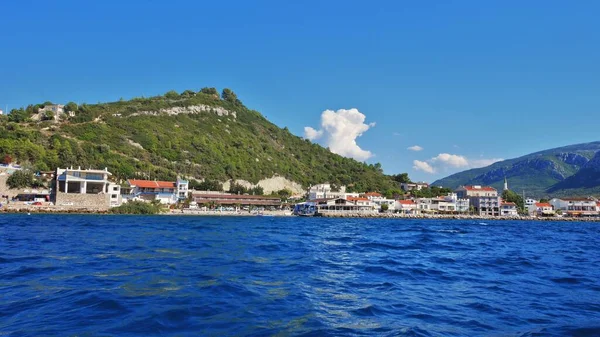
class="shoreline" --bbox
[1,207,599,222]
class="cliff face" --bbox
[432,142,600,198]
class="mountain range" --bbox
[432,142,600,198]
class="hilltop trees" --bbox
[502,189,525,212]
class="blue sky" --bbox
[1,0,599,182]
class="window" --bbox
[113,187,119,191]
[111,194,117,199]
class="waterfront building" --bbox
[455,185,500,216]
[549,198,598,216]
[191,192,281,209]
[127,178,188,204]
[395,199,417,213]
[307,183,359,200]
[304,197,375,215]
[54,167,120,209]
[500,201,518,216]
[527,202,554,216]
[362,192,395,210]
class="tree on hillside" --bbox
[228,182,248,195]
[200,87,219,96]
[251,186,264,195]
[221,88,237,103]
[277,189,292,201]
[7,170,35,189]
[502,190,525,212]
[64,102,78,113]
[391,173,411,184]
[164,90,180,99]
[3,155,12,165]
[181,90,196,98]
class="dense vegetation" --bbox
[110,200,163,214]
[0,88,401,193]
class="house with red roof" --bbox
[500,201,518,216]
[395,199,417,213]
[127,178,188,204]
[527,202,554,216]
[361,192,395,210]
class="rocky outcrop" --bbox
[221,176,305,195]
[127,105,237,119]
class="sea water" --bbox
[1,214,599,336]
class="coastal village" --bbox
[1,163,600,219]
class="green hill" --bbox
[0,88,397,193]
[432,142,600,198]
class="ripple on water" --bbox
[1,215,600,336]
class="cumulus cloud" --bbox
[303,127,323,141]
[430,153,469,167]
[303,108,375,161]
[412,153,503,174]
[407,145,423,152]
[413,160,435,173]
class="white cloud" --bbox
[413,160,435,173]
[303,127,323,141]
[407,145,423,152]
[430,153,469,167]
[412,153,503,174]
[303,108,374,161]
[393,132,401,136]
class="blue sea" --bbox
[1,215,600,336]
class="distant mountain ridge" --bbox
[432,141,600,198]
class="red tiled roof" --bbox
[128,179,175,188]
[347,196,369,201]
[364,192,382,197]
[502,202,517,206]
[536,203,551,207]
[464,186,496,191]
[397,200,416,205]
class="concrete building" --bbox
[127,178,189,204]
[38,104,65,122]
[54,167,118,209]
[500,202,518,216]
[400,182,429,192]
[527,202,554,216]
[362,192,395,210]
[395,199,417,213]
[307,183,359,200]
[550,198,598,216]
[191,192,281,209]
[455,185,500,216]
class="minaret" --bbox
[503,177,508,191]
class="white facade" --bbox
[400,182,429,191]
[550,198,597,215]
[39,104,65,122]
[308,183,358,200]
[108,183,122,207]
[500,202,518,216]
[395,200,417,213]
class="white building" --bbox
[363,192,395,210]
[395,200,417,213]
[38,104,65,122]
[54,167,120,209]
[127,178,189,204]
[308,183,359,200]
[500,202,519,216]
[527,202,554,216]
[550,198,597,216]
[400,182,429,192]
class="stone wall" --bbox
[55,192,110,210]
